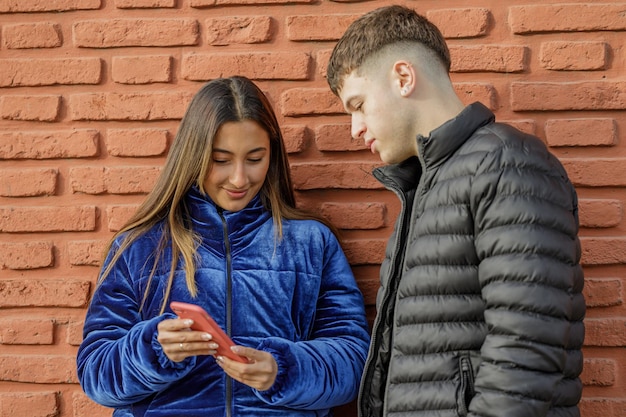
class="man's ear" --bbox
[393,60,415,97]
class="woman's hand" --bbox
[157,318,219,362]
[216,346,278,391]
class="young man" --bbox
[327,5,585,417]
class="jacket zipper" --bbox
[219,210,234,417]
[361,151,427,417]
[358,171,411,417]
[459,356,475,416]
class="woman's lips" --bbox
[225,189,247,199]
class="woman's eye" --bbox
[248,158,262,163]
[212,159,228,164]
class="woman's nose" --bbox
[229,163,247,188]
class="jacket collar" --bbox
[374,102,495,191]
[185,186,270,240]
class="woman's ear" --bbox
[393,60,415,97]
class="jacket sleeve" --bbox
[76,247,195,407]
[253,231,371,409]
[468,138,585,417]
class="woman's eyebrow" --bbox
[212,147,267,154]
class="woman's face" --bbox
[203,120,271,212]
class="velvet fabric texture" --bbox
[77,187,370,417]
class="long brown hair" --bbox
[98,76,338,312]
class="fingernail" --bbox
[184,319,193,326]
[201,333,211,340]
[230,346,241,353]
[215,356,224,363]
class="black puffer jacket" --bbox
[359,103,585,417]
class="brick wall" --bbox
[0,1,624,416]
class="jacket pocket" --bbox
[457,355,476,416]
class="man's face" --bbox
[338,69,418,164]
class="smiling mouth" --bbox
[225,189,247,199]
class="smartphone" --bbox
[170,301,249,363]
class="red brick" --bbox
[0,95,61,121]
[115,0,175,7]
[540,41,608,71]
[0,241,54,269]
[107,204,140,231]
[112,55,173,84]
[70,166,161,194]
[316,49,332,78]
[545,118,617,147]
[510,4,626,34]
[454,82,497,109]
[286,14,358,41]
[450,45,527,73]
[0,58,101,87]
[0,319,54,344]
[73,18,199,47]
[511,82,626,111]
[352,274,381,307]
[0,168,57,197]
[205,16,272,45]
[281,124,308,154]
[0,0,100,12]
[584,278,622,308]
[584,318,626,347]
[291,162,382,190]
[561,158,626,187]
[578,199,622,228]
[580,237,626,265]
[0,206,96,233]
[2,22,62,49]
[500,119,536,135]
[280,88,344,116]
[106,128,169,157]
[581,358,616,386]
[0,392,59,417]
[315,123,366,152]
[321,202,386,230]
[341,239,387,267]
[67,321,85,346]
[427,8,490,38]
[0,279,91,308]
[104,166,161,194]
[67,240,107,266]
[0,130,99,160]
[70,91,192,121]
[579,398,626,417]
[69,167,106,194]
[72,391,113,417]
[190,0,314,7]
[182,52,310,81]
[0,355,78,383]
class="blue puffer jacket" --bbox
[77,187,370,417]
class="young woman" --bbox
[76,76,370,417]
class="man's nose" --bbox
[351,114,366,140]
